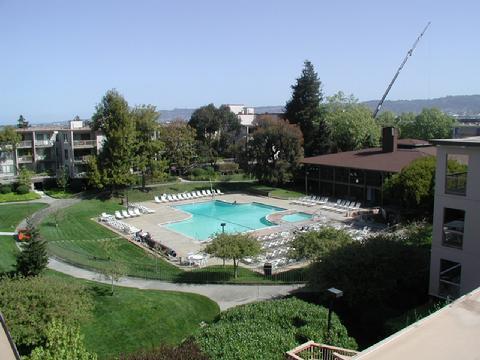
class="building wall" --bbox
[429,145,480,298]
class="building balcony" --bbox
[17,140,33,148]
[286,341,358,360]
[36,155,54,162]
[445,172,467,195]
[73,139,96,148]
[73,171,87,178]
[35,139,55,147]
[18,155,33,163]
[73,155,90,163]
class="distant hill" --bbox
[362,95,480,116]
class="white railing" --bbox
[73,140,96,147]
[17,140,32,148]
[18,155,33,163]
[35,139,55,146]
[286,341,358,360]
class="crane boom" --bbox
[373,22,431,118]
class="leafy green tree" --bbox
[376,111,398,128]
[188,104,241,158]
[0,276,93,350]
[0,125,21,146]
[100,240,128,295]
[288,227,353,261]
[400,108,455,140]
[28,320,97,360]
[196,298,357,360]
[325,92,381,151]
[90,89,137,189]
[56,166,69,191]
[285,60,329,156]
[17,115,29,128]
[131,105,167,188]
[16,218,48,277]
[384,156,466,214]
[85,155,104,189]
[249,115,303,185]
[17,167,34,188]
[204,233,262,278]
[159,119,197,173]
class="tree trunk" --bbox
[141,171,146,190]
[111,277,114,296]
[233,258,238,278]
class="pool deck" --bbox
[120,193,349,265]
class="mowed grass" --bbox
[0,235,18,273]
[0,192,41,203]
[0,202,48,231]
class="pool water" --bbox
[165,200,285,241]
[282,212,313,222]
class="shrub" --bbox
[196,298,357,360]
[119,341,208,360]
[217,162,239,174]
[0,184,12,194]
[16,184,30,194]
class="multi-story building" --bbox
[452,115,480,138]
[0,119,103,183]
[428,136,480,299]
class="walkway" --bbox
[48,258,304,310]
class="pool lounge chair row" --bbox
[129,203,155,214]
[319,199,361,214]
[291,196,328,207]
[102,217,140,235]
[154,189,223,203]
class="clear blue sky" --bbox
[1,0,479,124]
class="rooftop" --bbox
[430,136,480,147]
[302,146,436,173]
[353,287,480,360]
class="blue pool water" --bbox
[282,212,313,222]
[165,200,285,241]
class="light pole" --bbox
[326,287,343,337]
[221,223,226,233]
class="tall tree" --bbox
[188,104,241,159]
[90,89,137,189]
[131,105,167,188]
[159,119,197,174]
[17,115,29,128]
[249,115,303,185]
[400,108,455,140]
[325,91,381,151]
[16,217,48,277]
[204,233,262,278]
[285,60,328,156]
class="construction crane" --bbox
[373,22,431,118]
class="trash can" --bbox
[263,262,272,276]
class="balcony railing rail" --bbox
[286,341,358,360]
[73,155,91,162]
[17,140,33,148]
[73,139,96,147]
[18,155,33,163]
[35,139,55,146]
[445,172,467,195]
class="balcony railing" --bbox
[442,229,463,249]
[35,139,55,147]
[18,155,33,163]
[445,172,467,195]
[17,140,33,148]
[73,155,90,163]
[73,139,96,147]
[286,341,358,360]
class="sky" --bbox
[1,0,479,124]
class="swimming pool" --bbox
[165,200,285,241]
[282,212,313,223]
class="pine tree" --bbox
[16,218,48,276]
[285,60,330,156]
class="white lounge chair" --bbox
[201,190,208,197]
[134,208,142,216]
[216,189,224,195]
[196,190,204,197]
[178,193,186,200]
[172,194,180,201]
[190,192,198,198]
[115,211,123,219]
[185,193,192,199]
[154,196,162,203]
[206,189,213,196]
[122,210,131,218]
[128,208,137,217]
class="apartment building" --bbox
[0,119,103,183]
[428,136,480,299]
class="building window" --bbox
[439,259,461,299]
[0,165,15,174]
[64,149,69,160]
[445,154,468,195]
[442,208,465,249]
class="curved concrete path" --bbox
[8,195,305,310]
[49,258,303,310]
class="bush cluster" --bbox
[0,184,12,194]
[16,184,30,194]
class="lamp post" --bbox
[221,223,226,233]
[326,287,343,337]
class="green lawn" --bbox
[0,191,41,203]
[0,235,18,273]
[0,202,48,231]
[44,188,79,199]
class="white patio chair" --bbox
[115,211,123,219]
[154,196,162,203]
[216,189,224,195]
[201,190,208,196]
[134,208,142,216]
[122,210,131,218]
[128,208,137,217]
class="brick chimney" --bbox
[382,127,398,153]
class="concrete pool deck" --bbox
[118,193,348,263]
